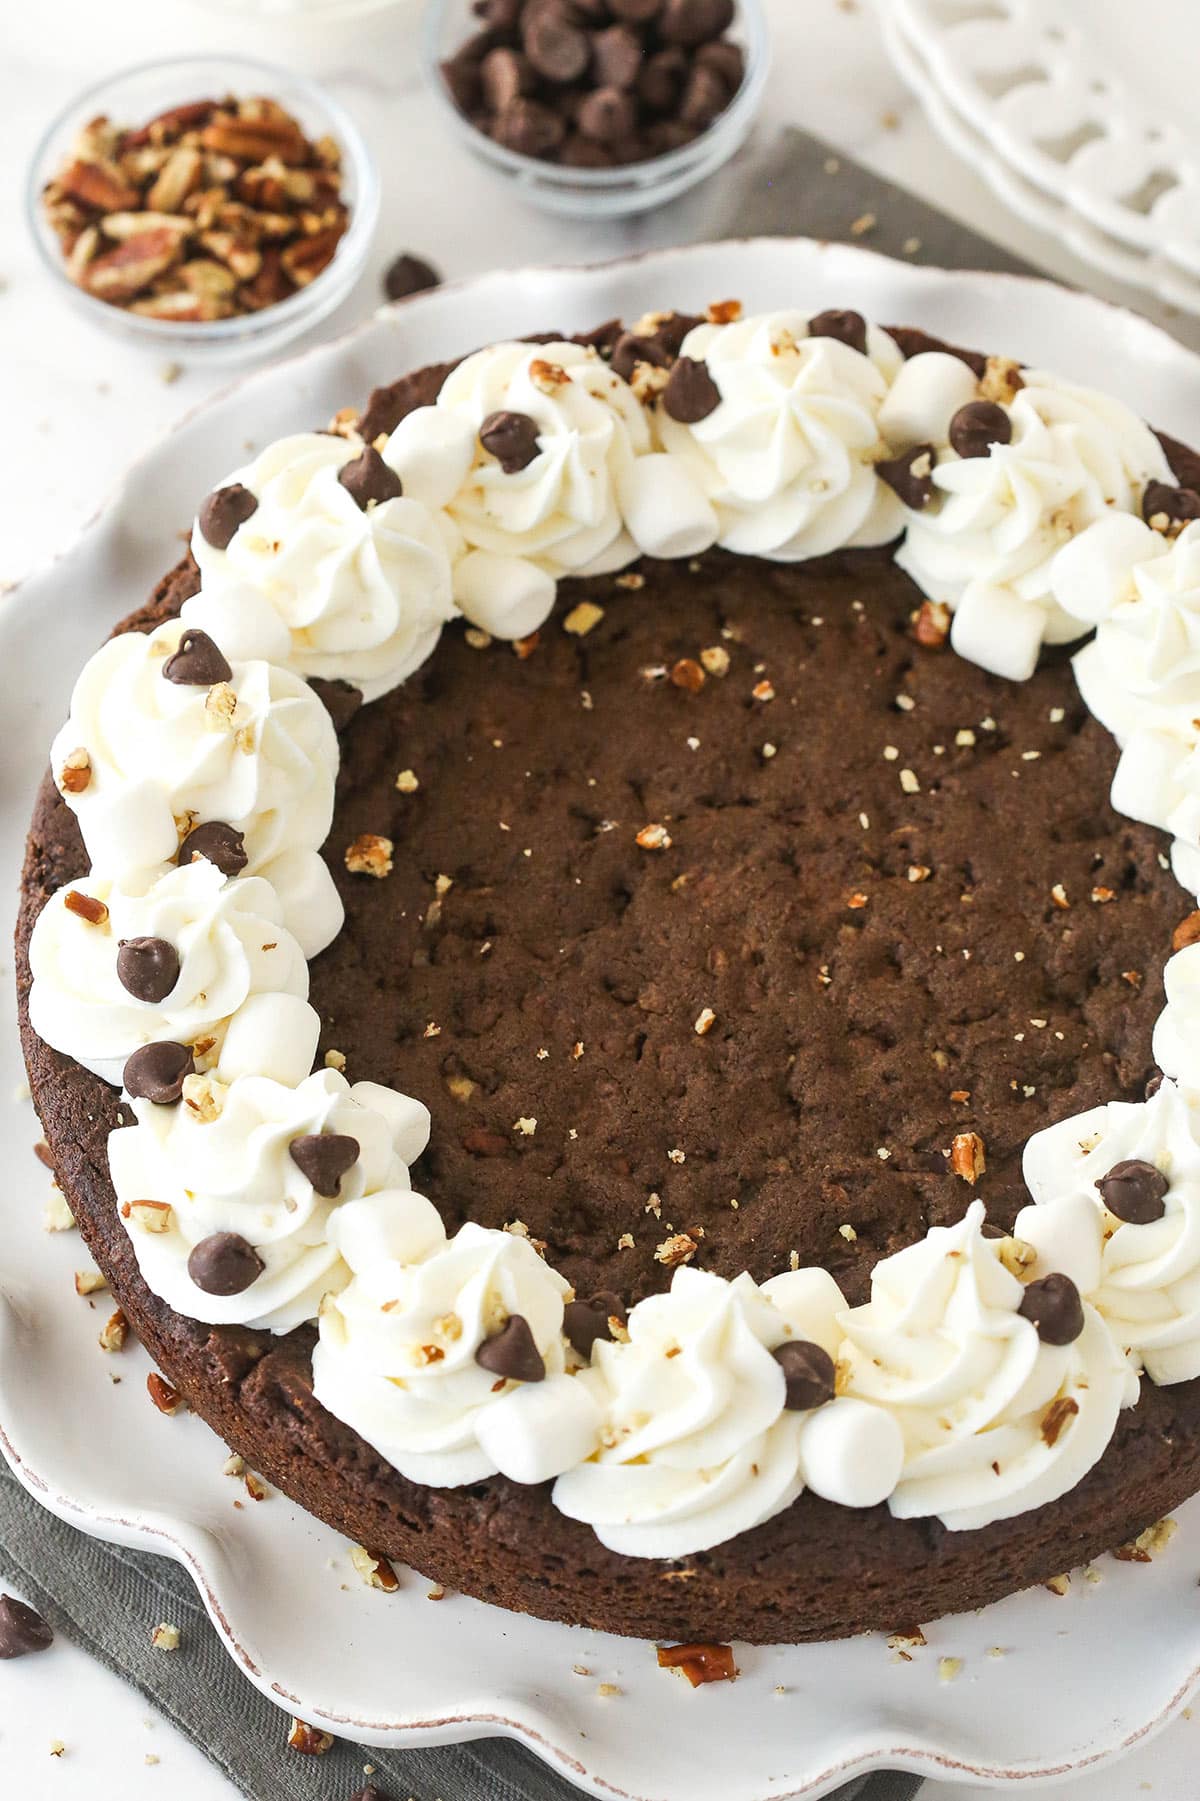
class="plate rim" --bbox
[8,234,1200,1798]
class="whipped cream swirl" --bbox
[187,432,459,704]
[655,310,904,561]
[50,620,341,957]
[839,1202,1136,1530]
[312,1195,577,1487]
[108,1068,430,1333]
[1023,1081,1200,1385]
[894,371,1172,681]
[28,860,308,1087]
[419,340,651,637]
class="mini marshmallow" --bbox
[453,549,557,640]
[799,1397,904,1510]
[1014,1195,1104,1296]
[330,1190,447,1272]
[1153,945,1200,1081]
[1111,730,1182,834]
[382,407,476,510]
[351,1081,431,1168]
[258,848,345,959]
[76,781,178,876]
[1172,837,1200,901]
[761,1266,847,1360]
[476,1372,602,1485]
[180,583,291,666]
[615,455,718,560]
[950,581,1050,683]
[217,993,321,1088]
[878,352,980,450]
[1050,514,1162,626]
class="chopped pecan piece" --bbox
[656,1642,738,1685]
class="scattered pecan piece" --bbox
[656,1642,738,1685]
[949,1131,986,1183]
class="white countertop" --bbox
[4,2,1200,1795]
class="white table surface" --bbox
[4,1,1200,1795]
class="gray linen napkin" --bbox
[0,123,1041,1801]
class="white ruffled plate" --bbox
[883,0,1200,315]
[6,239,1200,1800]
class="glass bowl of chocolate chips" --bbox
[26,54,380,363]
[425,0,770,217]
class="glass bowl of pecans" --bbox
[26,55,379,363]
[423,0,770,218]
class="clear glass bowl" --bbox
[422,0,771,220]
[25,54,380,366]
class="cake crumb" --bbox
[656,1232,698,1267]
[345,833,393,878]
[324,1048,347,1072]
[49,1740,65,1758]
[395,768,419,793]
[513,1116,537,1136]
[937,1657,963,1684]
[1115,1517,1177,1562]
[618,1232,635,1250]
[838,1223,857,1243]
[693,1007,717,1036]
[151,1622,180,1651]
[597,1682,621,1697]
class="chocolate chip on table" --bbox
[288,1132,361,1197]
[563,1290,627,1359]
[480,409,541,472]
[663,355,722,424]
[177,819,248,877]
[1096,1157,1169,1224]
[493,96,567,157]
[0,1595,54,1660]
[475,1313,546,1382]
[877,443,936,511]
[123,1041,195,1105]
[116,936,180,1005]
[1142,478,1200,534]
[187,1232,265,1296]
[162,628,233,687]
[659,0,735,47]
[808,308,869,357]
[308,677,364,733]
[338,446,403,511]
[772,1340,836,1411]
[591,22,645,89]
[198,482,258,550]
[382,252,442,303]
[1018,1273,1085,1346]
[949,399,1012,459]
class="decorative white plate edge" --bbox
[7,238,1200,1798]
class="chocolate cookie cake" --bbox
[18,301,1200,1644]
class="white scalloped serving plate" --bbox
[887,0,1200,298]
[7,241,1200,1800]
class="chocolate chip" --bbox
[524,11,590,82]
[481,45,535,112]
[694,38,744,88]
[187,1232,264,1296]
[480,409,541,473]
[637,47,688,112]
[643,119,697,156]
[0,1595,53,1659]
[116,936,180,1005]
[609,0,661,18]
[658,0,734,46]
[878,443,937,511]
[577,86,638,143]
[949,400,1012,460]
[564,1290,627,1360]
[1096,1157,1169,1224]
[382,253,442,304]
[663,356,721,424]
[611,331,673,382]
[288,1132,361,1197]
[176,820,248,877]
[493,96,567,156]
[162,628,232,687]
[197,482,257,550]
[808,308,869,357]
[123,1041,194,1105]
[1018,1273,1085,1346]
[561,134,617,168]
[1142,478,1200,533]
[308,677,364,733]
[678,63,727,128]
[475,1312,546,1382]
[772,1340,836,1411]
[591,23,645,90]
[338,446,403,511]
